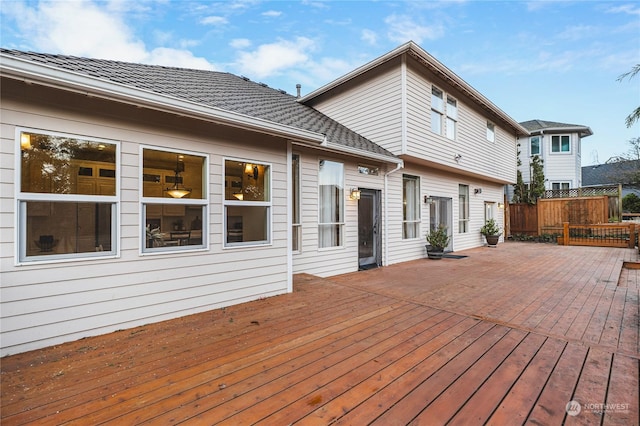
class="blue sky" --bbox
[1,0,639,165]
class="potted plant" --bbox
[146,225,165,248]
[425,225,451,259]
[480,218,502,247]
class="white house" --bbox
[302,42,528,260]
[0,43,526,356]
[518,119,593,192]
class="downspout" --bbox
[383,161,404,266]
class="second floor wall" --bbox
[305,54,520,185]
[518,133,583,189]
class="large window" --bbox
[431,87,444,135]
[318,160,344,248]
[223,159,271,247]
[551,135,571,153]
[17,129,118,262]
[530,136,541,156]
[402,175,420,239]
[458,184,469,233]
[446,97,457,140]
[142,148,207,252]
[292,154,301,252]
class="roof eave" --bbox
[0,54,327,145]
[300,41,529,137]
[529,126,594,138]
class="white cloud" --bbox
[558,25,597,41]
[2,0,216,70]
[606,4,640,15]
[230,38,252,49]
[146,47,215,70]
[234,37,316,78]
[361,29,378,45]
[201,15,228,25]
[262,10,282,17]
[385,14,444,44]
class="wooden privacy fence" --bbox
[510,196,616,236]
[560,222,636,248]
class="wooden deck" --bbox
[1,242,638,425]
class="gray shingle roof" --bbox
[582,159,640,186]
[0,49,396,159]
[520,119,593,137]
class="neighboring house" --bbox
[517,119,593,192]
[582,159,640,197]
[0,42,525,355]
[302,42,528,263]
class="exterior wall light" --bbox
[350,188,361,200]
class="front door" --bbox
[358,189,381,269]
[429,197,453,252]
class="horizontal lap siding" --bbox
[386,163,506,264]
[0,81,290,355]
[292,148,386,277]
[307,65,404,154]
[406,63,517,184]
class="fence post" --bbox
[630,223,636,249]
[563,222,569,246]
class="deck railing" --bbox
[561,222,636,248]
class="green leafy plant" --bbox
[426,225,450,250]
[480,218,501,236]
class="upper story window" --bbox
[142,148,207,252]
[446,97,457,140]
[530,136,541,156]
[431,87,444,135]
[17,129,119,262]
[486,122,495,142]
[223,159,271,247]
[551,135,571,153]
[318,159,344,248]
[402,175,420,239]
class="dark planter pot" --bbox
[485,235,500,247]
[426,245,445,259]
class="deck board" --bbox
[1,242,638,425]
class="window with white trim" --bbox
[458,184,469,233]
[318,159,344,248]
[141,148,207,252]
[402,175,420,239]
[530,136,541,156]
[223,159,271,247]
[551,135,570,153]
[552,182,570,190]
[431,87,444,135]
[17,129,118,262]
[486,122,495,142]
[446,96,457,140]
[292,154,301,252]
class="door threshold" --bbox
[358,263,379,271]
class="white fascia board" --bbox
[533,127,594,137]
[0,54,326,145]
